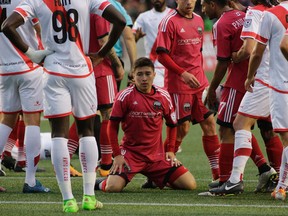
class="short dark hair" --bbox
[203,0,228,7]
[133,57,155,71]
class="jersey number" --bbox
[0,7,7,32]
[52,9,79,44]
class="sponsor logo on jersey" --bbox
[244,19,252,28]
[0,0,11,5]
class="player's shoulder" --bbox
[154,86,173,102]
[116,85,135,101]
[159,9,178,30]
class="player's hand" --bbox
[127,71,135,86]
[110,155,131,174]
[135,28,146,41]
[244,76,255,93]
[25,47,54,64]
[205,87,218,111]
[114,64,125,82]
[231,52,239,63]
[88,53,104,67]
[181,72,200,88]
[166,152,182,167]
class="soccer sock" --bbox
[265,135,283,173]
[219,143,234,183]
[229,130,252,183]
[276,146,288,190]
[51,137,73,200]
[100,120,112,168]
[94,114,101,158]
[99,179,107,192]
[79,136,98,196]
[16,119,26,166]
[0,124,13,155]
[202,135,220,180]
[24,126,41,186]
[3,122,18,157]
[67,122,79,158]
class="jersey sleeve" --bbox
[255,11,272,45]
[90,0,111,16]
[158,88,177,127]
[91,14,110,39]
[14,0,37,22]
[109,90,128,120]
[156,17,174,54]
[241,8,261,40]
[214,22,232,60]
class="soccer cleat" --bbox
[98,168,110,177]
[14,164,46,173]
[271,188,286,201]
[70,165,82,177]
[63,198,79,213]
[208,180,224,189]
[23,180,50,193]
[265,173,279,193]
[209,180,244,196]
[255,167,277,193]
[82,195,103,210]
[141,179,157,189]
[1,155,16,170]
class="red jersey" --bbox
[213,10,248,93]
[156,10,209,94]
[110,85,177,162]
[89,14,114,78]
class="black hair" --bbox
[133,57,155,71]
[203,0,228,7]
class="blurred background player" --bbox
[0,0,50,193]
[132,0,172,87]
[156,0,221,183]
[95,57,197,192]
[280,28,288,61]
[2,0,126,212]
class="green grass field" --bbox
[0,73,287,215]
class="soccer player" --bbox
[239,0,288,201]
[280,28,288,61]
[132,0,172,87]
[0,0,50,193]
[95,57,197,192]
[207,0,280,195]
[1,0,126,212]
[155,0,221,182]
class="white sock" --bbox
[0,124,13,154]
[51,137,73,200]
[229,130,252,184]
[79,136,98,196]
[24,126,41,186]
[277,146,288,190]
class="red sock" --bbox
[100,179,107,192]
[202,135,220,180]
[100,120,112,166]
[219,143,234,182]
[250,134,266,167]
[265,135,283,173]
[16,119,26,166]
[67,122,79,158]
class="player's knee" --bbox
[105,183,124,193]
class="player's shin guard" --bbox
[250,134,267,168]
[219,143,234,183]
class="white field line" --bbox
[0,201,287,208]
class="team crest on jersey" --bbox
[183,103,191,112]
[197,26,203,35]
[0,0,11,4]
[171,111,177,123]
[153,101,162,110]
[244,19,252,28]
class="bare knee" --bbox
[105,176,126,193]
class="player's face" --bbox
[201,0,217,20]
[176,0,197,18]
[134,66,156,93]
[152,0,166,11]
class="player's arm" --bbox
[245,42,266,92]
[280,34,288,61]
[1,12,53,63]
[205,60,229,110]
[122,26,137,69]
[232,38,256,63]
[157,51,200,88]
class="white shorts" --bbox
[43,73,97,119]
[153,67,165,88]
[270,89,288,132]
[238,81,270,119]
[0,67,43,113]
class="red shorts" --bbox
[217,87,245,128]
[170,90,213,124]
[96,75,117,109]
[113,148,189,189]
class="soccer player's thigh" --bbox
[19,67,43,113]
[96,75,117,109]
[0,76,21,112]
[238,82,270,118]
[270,90,288,131]
[190,91,213,124]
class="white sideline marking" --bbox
[0,201,287,208]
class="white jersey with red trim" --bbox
[241,5,270,84]
[255,2,288,92]
[0,0,40,75]
[15,0,110,77]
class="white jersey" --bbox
[132,7,171,73]
[0,0,40,75]
[255,2,288,92]
[15,0,110,77]
[241,5,270,85]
